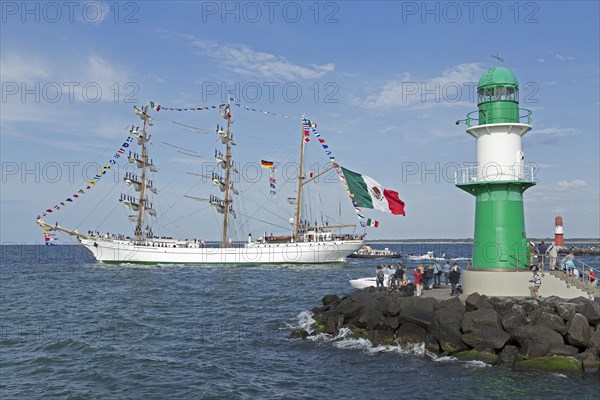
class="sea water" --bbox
[1,244,599,399]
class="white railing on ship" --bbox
[454,165,536,184]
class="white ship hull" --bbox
[80,238,364,264]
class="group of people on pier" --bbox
[375,264,410,291]
[529,240,560,271]
[375,261,463,296]
[529,240,597,286]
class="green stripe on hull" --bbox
[457,180,535,270]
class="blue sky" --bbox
[1,1,599,243]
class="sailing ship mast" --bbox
[294,118,306,239]
[135,105,149,240]
[221,98,233,247]
[293,118,356,237]
[120,103,157,241]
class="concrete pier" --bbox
[462,270,597,299]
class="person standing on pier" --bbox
[449,266,460,296]
[383,264,391,289]
[376,265,384,291]
[413,265,424,297]
[423,265,434,290]
[537,240,548,272]
[432,261,442,287]
[563,252,576,277]
[547,241,559,270]
[443,261,451,285]
[394,263,405,286]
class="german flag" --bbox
[261,160,274,169]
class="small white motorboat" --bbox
[348,245,402,259]
[349,277,377,289]
[406,251,471,262]
[406,251,446,261]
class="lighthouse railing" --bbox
[455,165,536,184]
[519,108,533,125]
[457,108,533,127]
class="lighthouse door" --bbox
[517,151,525,180]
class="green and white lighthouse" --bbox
[456,66,535,276]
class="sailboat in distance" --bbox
[36,100,365,264]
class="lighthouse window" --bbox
[506,87,518,101]
[485,88,494,102]
[495,87,506,100]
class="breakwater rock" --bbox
[295,289,600,374]
[558,245,599,255]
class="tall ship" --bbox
[36,100,365,264]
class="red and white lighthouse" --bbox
[554,216,564,246]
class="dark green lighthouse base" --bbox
[457,180,536,271]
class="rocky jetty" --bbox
[558,245,599,256]
[296,289,600,374]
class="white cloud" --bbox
[525,185,563,206]
[534,163,558,169]
[554,53,576,61]
[361,63,484,109]
[1,51,131,107]
[82,55,130,92]
[173,33,334,80]
[0,51,52,81]
[528,127,577,146]
[531,127,577,136]
[76,1,110,24]
[537,58,545,63]
[148,73,164,83]
[556,180,587,190]
[3,128,111,152]
[1,51,133,147]
[217,45,334,80]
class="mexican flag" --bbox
[149,101,161,112]
[341,166,405,216]
[366,219,379,227]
